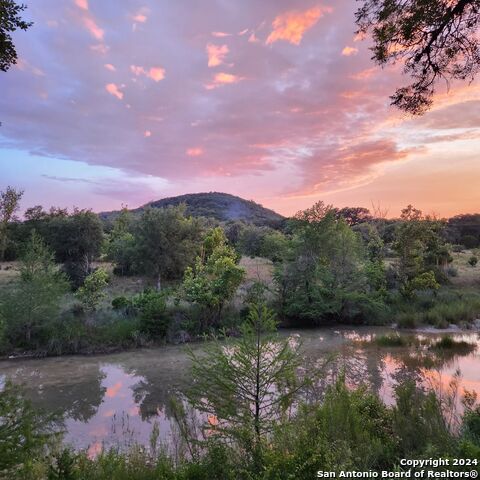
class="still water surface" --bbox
[1,326,479,455]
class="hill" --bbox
[99,192,285,226]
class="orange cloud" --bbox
[131,65,165,82]
[186,147,203,156]
[342,46,358,56]
[205,72,244,89]
[350,67,377,80]
[206,43,229,67]
[148,67,165,82]
[266,6,331,46]
[82,17,104,40]
[105,83,123,100]
[75,0,88,10]
[104,63,115,71]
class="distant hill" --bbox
[99,192,285,226]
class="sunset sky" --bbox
[1,0,479,218]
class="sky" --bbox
[1,0,479,218]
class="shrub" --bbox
[112,295,130,310]
[132,290,170,338]
[446,266,458,277]
[461,234,479,249]
[468,256,478,267]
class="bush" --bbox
[446,266,458,277]
[132,290,170,339]
[461,235,479,249]
[112,296,130,310]
[468,256,478,267]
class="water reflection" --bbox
[0,328,479,452]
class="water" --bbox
[1,326,479,455]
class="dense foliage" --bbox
[1,185,480,355]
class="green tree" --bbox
[182,228,245,327]
[0,185,23,260]
[1,231,68,345]
[186,304,311,467]
[44,209,104,287]
[106,207,137,276]
[394,205,450,297]
[356,0,480,114]
[0,381,55,476]
[76,267,109,312]
[0,0,32,72]
[135,205,203,290]
[276,202,376,323]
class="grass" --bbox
[429,335,477,352]
[375,333,410,347]
[448,250,480,287]
[394,290,480,329]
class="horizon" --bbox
[1,0,480,217]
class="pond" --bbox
[1,326,479,456]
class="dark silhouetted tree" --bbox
[0,1,33,72]
[356,0,480,114]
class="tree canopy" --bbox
[0,0,32,72]
[356,0,480,114]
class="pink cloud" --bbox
[82,17,104,40]
[342,46,358,56]
[205,72,244,89]
[212,31,232,37]
[144,130,152,137]
[74,0,88,10]
[105,83,123,100]
[206,43,229,67]
[186,147,203,156]
[248,33,259,43]
[266,6,331,46]
[130,65,165,82]
[104,63,116,71]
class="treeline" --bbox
[1,186,480,355]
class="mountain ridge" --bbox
[99,192,285,226]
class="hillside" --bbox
[99,192,285,226]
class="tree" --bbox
[335,206,372,226]
[135,205,203,290]
[356,0,480,114]
[46,209,104,287]
[76,267,109,312]
[0,185,23,260]
[0,231,68,345]
[0,381,55,476]
[182,227,245,327]
[276,202,378,323]
[0,0,32,72]
[105,207,137,276]
[186,304,311,467]
[394,205,450,297]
